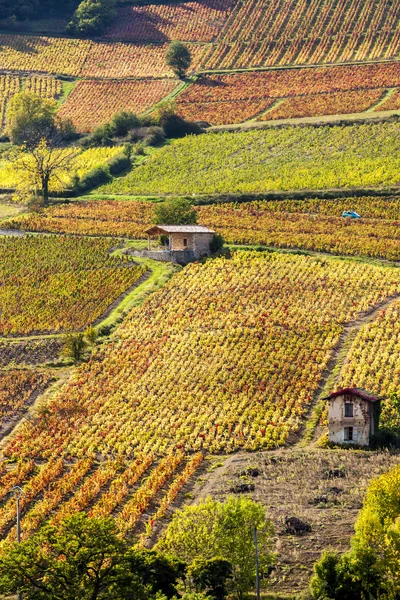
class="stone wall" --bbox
[193,233,214,256]
[328,394,374,445]
[170,232,195,251]
[129,249,196,265]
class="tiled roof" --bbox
[325,388,380,402]
[145,225,215,234]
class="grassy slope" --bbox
[99,121,400,196]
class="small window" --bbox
[344,427,358,442]
[344,402,354,417]
[183,238,188,247]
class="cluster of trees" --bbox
[0,0,78,21]
[0,497,275,600]
[0,0,116,36]
[3,90,203,207]
[82,103,201,149]
[67,0,117,36]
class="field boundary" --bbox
[210,109,400,131]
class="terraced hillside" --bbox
[0,0,398,131]
[1,251,400,543]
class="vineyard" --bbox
[0,34,207,79]
[58,79,179,132]
[198,197,400,260]
[0,235,146,335]
[0,339,63,368]
[0,252,399,539]
[339,298,400,398]
[204,0,400,69]
[100,121,400,195]
[0,74,62,130]
[104,0,235,42]
[261,89,385,122]
[177,62,400,125]
[0,146,122,191]
[5,196,400,261]
[0,370,51,437]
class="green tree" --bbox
[0,514,126,599]
[189,557,233,600]
[67,0,117,36]
[165,41,192,78]
[6,92,58,146]
[62,331,87,363]
[157,496,275,599]
[154,198,197,225]
[0,513,181,600]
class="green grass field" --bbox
[100,121,400,196]
[0,202,22,220]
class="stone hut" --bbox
[131,225,215,265]
[326,387,381,446]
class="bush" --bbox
[128,125,162,145]
[107,153,131,176]
[109,111,140,137]
[159,113,202,139]
[369,429,400,449]
[210,234,224,254]
[76,165,112,193]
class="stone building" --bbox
[130,225,215,265]
[326,387,381,446]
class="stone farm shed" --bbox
[325,388,381,446]
[131,225,215,265]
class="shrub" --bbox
[107,153,131,176]
[210,234,224,254]
[109,111,140,137]
[76,165,112,192]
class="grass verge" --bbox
[97,255,178,334]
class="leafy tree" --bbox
[67,0,117,36]
[62,332,87,363]
[9,139,80,206]
[154,198,198,225]
[310,551,364,600]
[6,92,58,146]
[189,557,233,600]
[165,41,192,78]
[157,496,275,599]
[0,513,126,599]
[0,513,182,600]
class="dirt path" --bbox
[301,292,400,444]
[210,108,399,132]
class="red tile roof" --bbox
[326,388,380,402]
